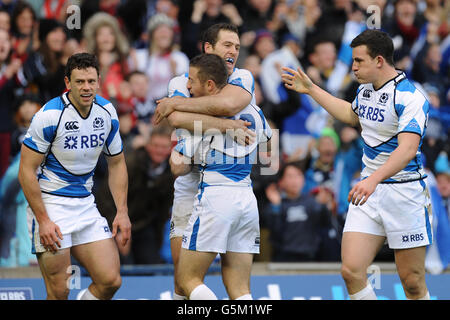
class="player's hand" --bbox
[112,212,131,247]
[39,218,63,253]
[348,177,378,206]
[154,97,180,124]
[226,119,256,146]
[281,66,314,94]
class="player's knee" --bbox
[399,270,424,296]
[98,272,122,295]
[341,264,365,284]
[46,281,70,300]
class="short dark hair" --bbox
[350,29,395,66]
[189,54,228,89]
[65,53,100,80]
[201,23,239,53]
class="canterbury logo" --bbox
[65,121,79,131]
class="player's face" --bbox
[351,45,378,84]
[205,30,240,76]
[187,66,208,97]
[65,67,99,111]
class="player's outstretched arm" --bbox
[106,152,131,246]
[18,145,63,252]
[281,66,359,126]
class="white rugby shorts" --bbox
[170,197,195,239]
[182,185,260,254]
[343,179,432,249]
[28,194,112,253]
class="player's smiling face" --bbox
[205,30,240,76]
[65,67,99,113]
[351,45,378,84]
[187,66,208,97]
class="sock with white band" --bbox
[189,284,218,300]
[349,283,377,300]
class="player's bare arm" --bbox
[168,111,256,145]
[155,84,252,123]
[348,132,421,206]
[106,152,131,246]
[169,150,192,177]
[18,145,63,253]
[281,66,359,126]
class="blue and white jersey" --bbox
[168,73,201,202]
[170,67,258,196]
[23,92,123,197]
[351,72,429,183]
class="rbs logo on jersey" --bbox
[64,133,105,150]
[358,104,385,122]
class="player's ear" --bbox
[64,76,71,90]
[204,42,213,54]
[376,55,384,68]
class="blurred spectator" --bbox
[306,39,337,90]
[263,161,335,262]
[412,42,446,102]
[10,93,40,158]
[260,33,302,104]
[383,0,426,70]
[182,0,242,58]
[29,0,71,23]
[83,12,130,102]
[0,27,23,177]
[332,124,363,216]
[129,13,189,106]
[435,170,449,219]
[0,8,11,31]
[116,99,147,154]
[22,18,67,103]
[245,29,277,63]
[80,0,122,28]
[0,152,36,267]
[126,70,155,124]
[10,1,38,61]
[239,0,274,33]
[97,125,174,264]
[302,128,340,195]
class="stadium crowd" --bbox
[0,0,449,267]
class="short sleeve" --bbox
[395,82,429,136]
[228,68,255,95]
[22,107,57,154]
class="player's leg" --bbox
[36,249,72,299]
[176,248,218,299]
[394,246,429,299]
[170,236,186,299]
[71,238,121,300]
[220,252,254,300]
[341,231,386,298]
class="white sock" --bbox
[407,291,430,300]
[173,292,187,300]
[189,284,218,300]
[349,283,377,300]
[235,294,253,300]
[80,288,100,300]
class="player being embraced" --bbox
[156,23,258,300]
[18,53,131,300]
[170,53,272,300]
[282,29,431,300]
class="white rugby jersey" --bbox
[351,72,429,183]
[170,67,258,197]
[23,92,123,197]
